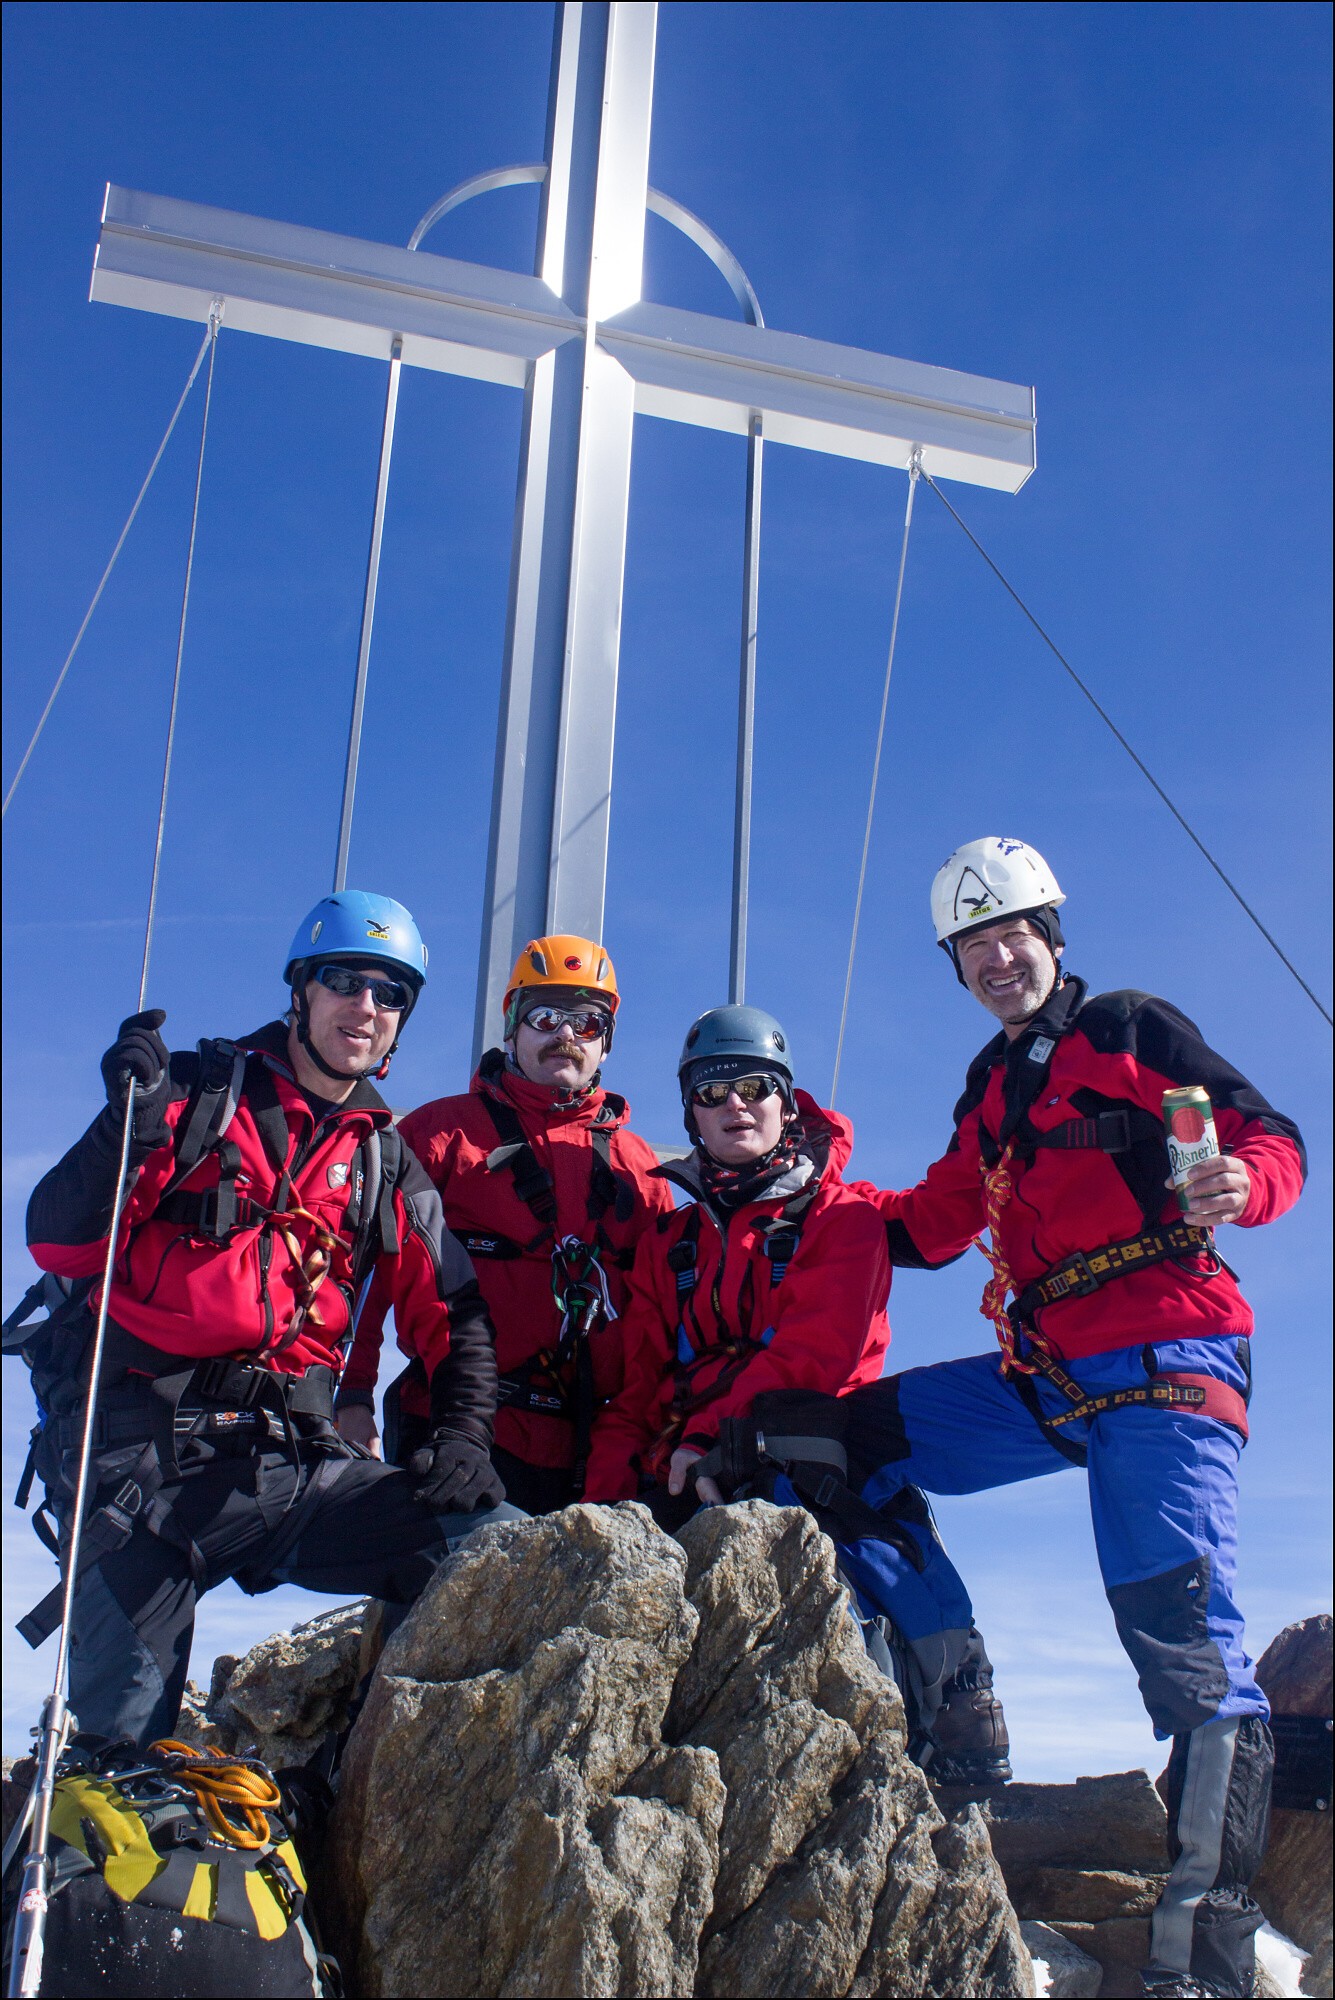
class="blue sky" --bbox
[3,1,1330,1773]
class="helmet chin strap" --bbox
[292,987,397,1085]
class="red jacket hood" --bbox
[471,1046,631,1132]
[794,1088,855,1179]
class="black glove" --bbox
[409,1429,505,1514]
[101,1009,169,1108]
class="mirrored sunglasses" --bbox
[522,1003,611,1042]
[691,1073,783,1109]
[314,963,410,1011]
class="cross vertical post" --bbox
[476,1,656,1055]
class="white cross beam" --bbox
[90,1,1035,1051]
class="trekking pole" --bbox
[7,1081,139,1999]
[8,298,221,2000]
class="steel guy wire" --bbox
[139,306,221,1007]
[830,451,921,1106]
[2,318,218,822]
[920,470,1333,1032]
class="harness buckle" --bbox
[1043,1250,1101,1301]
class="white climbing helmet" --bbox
[930,837,1065,945]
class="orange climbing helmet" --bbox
[503,934,620,1042]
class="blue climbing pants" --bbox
[835,1333,1273,1993]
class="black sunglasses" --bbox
[314,963,410,1011]
[691,1073,783,1109]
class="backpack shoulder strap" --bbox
[375,1124,402,1258]
[665,1205,703,1297]
[588,1123,635,1225]
[479,1090,558,1239]
[755,1174,822,1284]
[159,1038,247,1199]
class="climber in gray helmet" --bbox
[583,1003,1012,1801]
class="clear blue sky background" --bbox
[3,1,1330,1774]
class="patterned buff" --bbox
[973,1140,1045,1377]
[696,1118,810,1212]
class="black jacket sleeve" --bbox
[383,1146,499,1449]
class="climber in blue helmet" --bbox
[19,889,517,1750]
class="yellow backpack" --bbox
[2,1736,338,1997]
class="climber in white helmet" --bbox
[705,837,1307,2000]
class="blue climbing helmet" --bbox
[284,891,428,1004]
[284,892,427,1083]
[678,1005,796,1135]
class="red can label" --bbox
[1163,1087,1219,1210]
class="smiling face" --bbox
[511,1005,607,1093]
[954,916,1060,1036]
[693,1081,790,1166]
[296,964,402,1086]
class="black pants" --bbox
[66,1431,521,1748]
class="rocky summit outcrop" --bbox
[178,1525,1328,1999]
[984,1772,1169,1999]
[175,1597,386,1769]
[323,1500,1032,1999]
[1253,1615,1333,1999]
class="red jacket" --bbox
[583,1094,891,1502]
[852,978,1306,1360]
[26,1023,496,1441]
[343,1050,674,1469]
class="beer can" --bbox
[1163,1086,1220,1211]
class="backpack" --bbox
[2,1735,340,1997]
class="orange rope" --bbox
[973,1142,1044,1377]
[149,1739,282,1850]
[267,1202,345,1326]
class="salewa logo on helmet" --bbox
[997,838,1025,856]
[365,920,390,940]
[954,868,995,922]
[564,955,582,971]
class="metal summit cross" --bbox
[90,0,1035,1056]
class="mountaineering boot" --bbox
[1140,1978,1234,1998]
[927,1627,1012,1801]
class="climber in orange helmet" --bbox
[337,935,673,1511]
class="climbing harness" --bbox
[972,1130,1248,1455]
[465,1060,634,1491]
[653,1173,823,1457]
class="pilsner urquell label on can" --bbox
[1163,1086,1220,1211]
